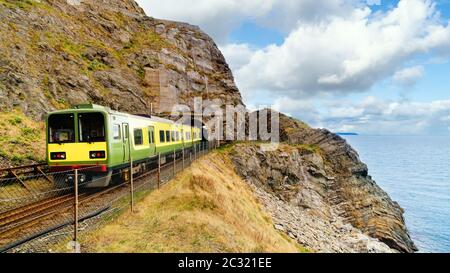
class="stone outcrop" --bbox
[0,0,243,119]
[248,174,395,253]
[230,113,417,252]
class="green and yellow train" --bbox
[46,104,203,187]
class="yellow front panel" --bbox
[48,142,108,163]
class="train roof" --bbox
[47,104,201,127]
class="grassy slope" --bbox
[82,152,307,253]
[0,109,45,164]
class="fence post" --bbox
[130,158,134,212]
[189,150,192,165]
[173,149,176,176]
[182,147,185,170]
[157,153,161,189]
[73,169,79,252]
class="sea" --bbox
[343,135,450,253]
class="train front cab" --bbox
[46,109,112,187]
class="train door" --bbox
[122,123,130,162]
[181,127,185,148]
[148,126,156,155]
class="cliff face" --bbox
[0,0,416,253]
[230,112,417,252]
[230,143,394,253]
[0,0,243,119]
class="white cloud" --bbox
[136,0,273,42]
[136,0,369,41]
[272,97,323,125]
[256,0,362,32]
[295,96,450,135]
[218,44,254,71]
[393,66,425,86]
[135,0,450,135]
[232,0,450,99]
[137,0,449,98]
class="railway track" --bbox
[0,190,106,238]
[0,194,75,229]
[0,163,52,198]
[0,163,49,182]
[0,162,174,250]
[0,145,210,252]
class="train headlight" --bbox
[89,151,106,159]
[51,152,66,160]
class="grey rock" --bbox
[230,141,416,253]
[0,0,244,118]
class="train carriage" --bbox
[46,104,202,187]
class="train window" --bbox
[171,131,176,142]
[134,129,143,146]
[159,130,165,143]
[113,125,121,140]
[176,131,180,141]
[78,113,106,143]
[166,131,171,142]
[186,132,190,140]
[48,114,75,143]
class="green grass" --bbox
[0,0,38,10]
[8,116,22,126]
[137,66,145,80]
[122,30,179,54]
[42,32,113,73]
[79,153,308,253]
[86,59,108,71]
[295,144,322,154]
[0,109,45,164]
[43,31,85,58]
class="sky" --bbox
[136,0,450,135]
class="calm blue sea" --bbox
[343,135,450,253]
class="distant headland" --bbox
[336,132,359,136]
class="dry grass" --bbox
[82,153,307,253]
[0,109,46,164]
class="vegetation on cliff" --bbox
[82,152,306,253]
[0,0,243,119]
[0,109,45,166]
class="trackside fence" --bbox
[0,141,219,253]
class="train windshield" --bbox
[78,112,106,143]
[48,114,75,143]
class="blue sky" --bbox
[137,0,450,135]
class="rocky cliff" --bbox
[0,0,243,119]
[0,0,416,253]
[230,112,417,252]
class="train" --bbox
[46,104,204,187]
